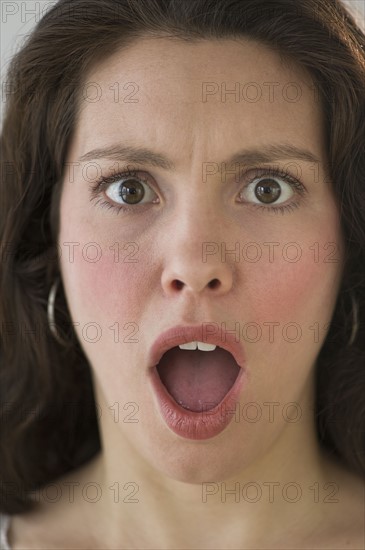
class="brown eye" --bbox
[120,179,145,204]
[105,174,158,206]
[254,179,281,204]
[239,172,298,209]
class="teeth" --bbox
[197,342,216,351]
[178,341,216,351]
[178,341,197,350]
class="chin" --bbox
[142,433,254,485]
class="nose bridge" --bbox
[170,175,223,256]
[160,181,234,297]
[177,165,222,227]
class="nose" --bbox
[160,204,235,298]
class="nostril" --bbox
[173,280,184,290]
[172,279,220,291]
[209,279,220,289]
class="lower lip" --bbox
[148,364,247,440]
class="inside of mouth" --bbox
[156,346,240,412]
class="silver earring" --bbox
[348,291,359,347]
[47,277,69,346]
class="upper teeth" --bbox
[178,341,216,351]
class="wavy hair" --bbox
[1,0,364,514]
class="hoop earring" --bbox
[348,291,359,347]
[47,277,69,346]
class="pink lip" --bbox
[147,323,247,440]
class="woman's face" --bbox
[59,37,344,482]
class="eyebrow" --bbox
[77,143,319,169]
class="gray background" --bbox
[1,0,365,125]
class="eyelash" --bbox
[88,166,307,216]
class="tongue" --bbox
[156,347,240,412]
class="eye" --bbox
[89,167,160,214]
[238,168,306,211]
[105,173,158,206]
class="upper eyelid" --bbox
[246,169,306,190]
[95,165,306,190]
[90,168,155,197]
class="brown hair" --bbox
[1,0,364,514]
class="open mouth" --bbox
[156,345,241,412]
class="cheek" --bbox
[243,207,344,331]
[251,257,327,322]
[240,240,344,400]
[61,249,152,326]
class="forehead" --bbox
[71,37,324,167]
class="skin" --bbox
[9,37,364,549]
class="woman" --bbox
[0,0,364,548]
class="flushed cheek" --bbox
[241,189,343,314]
[231,256,341,416]
[62,249,153,329]
[250,257,336,324]
[242,247,342,390]
[244,216,344,329]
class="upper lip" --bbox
[148,324,246,368]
